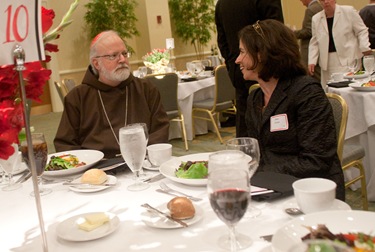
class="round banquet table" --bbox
[0,168,336,252]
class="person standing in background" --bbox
[215,0,284,137]
[308,0,371,90]
[359,0,375,49]
[294,0,323,81]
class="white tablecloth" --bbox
[328,86,375,201]
[1,168,302,252]
[169,77,215,141]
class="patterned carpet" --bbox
[30,112,374,211]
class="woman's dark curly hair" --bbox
[238,19,306,82]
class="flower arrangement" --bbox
[142,48,170,74]
[0,1,79,160]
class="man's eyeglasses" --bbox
[252,20,266,40]
[95,51,131,61]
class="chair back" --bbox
[214,64,235,110]
[326,93,348,162]
[54,81,67,103]
[249,83,260,94]
[145,73,179,114]
[62,79,77,93]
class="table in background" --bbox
[1,169,302,252]
[169,76,215,141]
[328,86,375,201]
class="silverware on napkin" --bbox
[141,203,188,227]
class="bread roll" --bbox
[81,168,107,185]
[167,197,195,220]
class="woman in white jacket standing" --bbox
[308,0,372,90]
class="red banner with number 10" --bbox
[0,0,44,66]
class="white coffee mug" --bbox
[292,178,336,214]
[147,143,172,166]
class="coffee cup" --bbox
[147,143,172,166]
[292,178,336,214]
[331,72,344,82]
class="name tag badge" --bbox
[270,114,289,132]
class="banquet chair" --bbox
[54,81,67,103]
[61,79,77,93]
[145,73,189,150]
[192,64,236,144]
[326,93,368,210]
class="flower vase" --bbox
[143,58,170,74]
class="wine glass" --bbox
[139,66,148,78]
[0,143,22,191]
[226,137,262,219]
[20,133,52,196]
[186,62,196,77]
[193,61,204,76]
[119,123,150,191]
[208,150,252,251]
[363,55,375,74]
[347,59,359,80]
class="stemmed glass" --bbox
[186,62,196,77]
[226,137,261,218]
[119,123,150,191]
[20,133,52,196]
[363,55,375,74]
[139,66,148,78]
[208,150,252,251]
[0,143,22,191]
[193,61,204,76]
[347,59,359,81]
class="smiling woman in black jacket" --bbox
[235,19,345,201]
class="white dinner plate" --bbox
[283,198,351,218]
[159,153,212,186]
[349,82,375,91]
[44,150,104,177]
[68,175,117,193]
[343,71,370,79]
[271,210,375,252]
[56,212,120,241]
[142,203,203,229]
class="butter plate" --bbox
[56,212,120,241]
[68,175,117,193]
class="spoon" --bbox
[284,207,304,216]
[159,182,202,201]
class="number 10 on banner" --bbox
[0,0,45,66]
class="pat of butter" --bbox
[78,213,109,232]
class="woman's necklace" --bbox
[98,87,128,145]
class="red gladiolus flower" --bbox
[42,7,55,34]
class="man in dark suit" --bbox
[215,0,284,137]
[294,0,323,81]
[360,0,375,49]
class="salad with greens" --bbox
[175,161,208,179]
[45,154,86,171]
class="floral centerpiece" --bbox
[142,48,170,74]
[0,1,78,160]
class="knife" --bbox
[15,171,32,184]
[142,174,164,183]
[99,162,126,171]
[141,203,188,228]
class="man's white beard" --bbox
[100,63,131,83]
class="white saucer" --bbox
[143,160,159,171]
[142,203,203,229]
[56,212,120,241]
[68,175,117,193]
[283,198,351,217]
